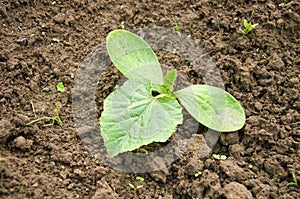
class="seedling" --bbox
[288,173,298,186]
[194,171,202,177]
[128,183,143,192]
[100,30,245,156]
[18,184,25,193]
[120,21,125,29]
[56,82,65,92]
[212,154,227,160]
[26,101,62,127]
[173,19,181,37]
[279,2,293,7]
[240,19,259,35]
[136,176,145,182]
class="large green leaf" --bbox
[175,85,245,132]
[100,79,183,156]
[106,30,163,84]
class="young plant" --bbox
[136,176,145,182]
[56,82,65,92]
[99,30,246,156]
[26,101,62,127]
[279,1,293,7]
[288,173,298,186]
[212,154,227,160]
[194,171,202,177]
[240,19,259,35]
[173,19,181,37]
[128,183,143,192]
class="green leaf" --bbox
[163,69,176,93]
[212,154,227,160]
[100,79,183,156]
[175,85,245,132]
[56,82,65,92]
[136,176,145,181]
[194,171,202,177]
[152,69,176,94]
[128,183,135,189]
[106,30,163,84]
[243,19,249,28]
[252,23,259,28]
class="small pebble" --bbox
[42,87,50,92]
[254,102,263,111]
[17,37,28,46]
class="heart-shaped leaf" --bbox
[100,79,182,156]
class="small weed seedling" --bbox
[279,1,293,7]
[128,176,144,191]
[136,176,145,182]
[288,173,298,186]
[56,82,65,92]
[26,101,62,127]
[240,19,259,35]
[173,19,181,37]
[18,184,25,193]
[212,154,227,160]
[100,30,246,156]
[194,171,202,177]
[128,183,143,192]
[120,21,125,29]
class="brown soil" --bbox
[1,0,299,198]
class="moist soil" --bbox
[1,0,299,198]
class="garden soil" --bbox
[1,0,299,198]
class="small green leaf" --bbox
[100,79,182,156]
[289,173,298,186]
[18,184,25,193]
[194,171,202,177]
[212,154,227,160]
[56,82,65,92]
[212,154,220,159]
[152,69,177,94]
[174,19,179,32]
[243,19,249,28]
[252,23,259,29]
[106,30,163,84]
[163,69,176,93]
[136,176,145,182]
[120,21,125,29]
[175,85,245,132]
[128,183,135,189]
